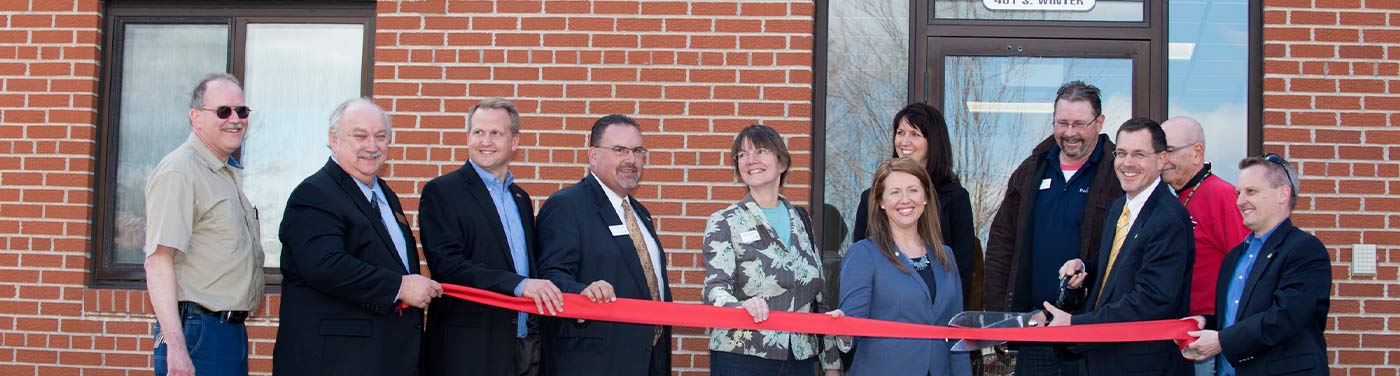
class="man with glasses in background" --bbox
[1181,153,1331,375]
[537,114,673,376]
[144,73,262,376]
[1159,116,1250,376]
[984,80,1124,375]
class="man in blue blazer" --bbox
[1181,154,1331,375]
[1044,118,1194,375]
[536,114,672,376]
[274,98,443,375]
[421,98,562,376]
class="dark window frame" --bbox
[811,0,1264,251]
[91,0,376,288]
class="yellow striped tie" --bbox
[1096,206,1131,308]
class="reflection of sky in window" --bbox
[1169,0,1249,182]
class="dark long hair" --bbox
[890,103,956,188]
[866,158,950,273]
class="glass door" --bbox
[926,37,1152,240]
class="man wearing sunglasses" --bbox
[1159,116,1250,376]
[143,73,263,376]
[537,114,672,376]
[1181,154,1331,375]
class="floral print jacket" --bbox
[702,194,839,369]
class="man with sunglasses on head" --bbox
[983,80,1124,375]
[1180,154,1331,376]
[1160,116,1250,376]
[536,114,672,376]
[143,72,262,376]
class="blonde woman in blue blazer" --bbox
[831,158,971,376]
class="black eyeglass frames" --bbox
[198,105,251,120]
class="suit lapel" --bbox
[1237,221,1289,321]
[630,195,670,298]
[460,164,516,268]
[585,175,652,299]
[379,180,418,273]
[1093,199,1125,304]
[325,160,402,270]
[512,184,536,277]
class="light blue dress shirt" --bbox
[470,162,531,338]
[1218,222,1281,376]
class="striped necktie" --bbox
[1096,206,1131,308]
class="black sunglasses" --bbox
[199,105,251,119]
[1261,152,1297,197]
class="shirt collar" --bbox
[186,133,239,171]
[590,172,628,211]
[1173,162,1213,195]
[332,154,379,201]
[469,160,514,189]
[1246,220,1285,246]
[1125,177,1161,217]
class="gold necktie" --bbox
[1096,206,1131,308]
[622,201,663,345]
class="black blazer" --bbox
[274,159,423,376]
[420,162,537,376]
[536,174,672,376]
[1210,219,1330,375]
[1073,182,1194,376]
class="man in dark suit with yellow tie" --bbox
[536,114,672,376]
[274,98,442,375]
[1042,117,1195,375]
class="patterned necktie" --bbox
[622,200,663,345]
[1096,206,1132,308]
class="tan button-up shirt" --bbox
[144,133,264,312]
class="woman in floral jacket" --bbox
[701,124,840,376]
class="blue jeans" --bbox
[152,307,248,376]
[1015,344,1086,376]
[1194,357,1215,376]
[710,350,816,376]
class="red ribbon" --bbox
[434,283,1197,344]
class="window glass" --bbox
[242,23,365,266]
[823,0,910,253]
[111,24,229,264]
[943,56,1133,239]
[1168,0,1248,181]
[934,0,1145,22]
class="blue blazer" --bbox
[536,174,672,376]
[1211,219,1330,375]
[839,239,970,376]
[1075,182,1194,375]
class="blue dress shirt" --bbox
[470,162,531,338]
[1218,222,1281,376]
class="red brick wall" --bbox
[2,0,1397,375]
[1262,0,1400,374]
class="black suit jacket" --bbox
[274,159,423,376]
[1210,218,1330,375]
[1073,182,1194,375]
[536,174,672,376]
[420,162,537,376]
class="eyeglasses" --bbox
[1261,152,1297,197]
[594,145,648,159]
[198,105,251,120]
[1053,117,1098,130]
[1111,149,1161,161]
[734,148,773,162]
[1164,142,1200,153]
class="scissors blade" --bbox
[946,310,1042,352]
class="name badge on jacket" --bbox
[609,224,629,236]
[1039,178,1052,190]
[738,230,761,243]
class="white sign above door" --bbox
[983,0,1096,12]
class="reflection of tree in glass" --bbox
[944,56,1041,244]
[824,0,909,254]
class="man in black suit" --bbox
[1043,117,1195,375]
[1181,154,1330,375]
[421,97,563,376]
[536,114,672,376]
[274,98,443,375]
